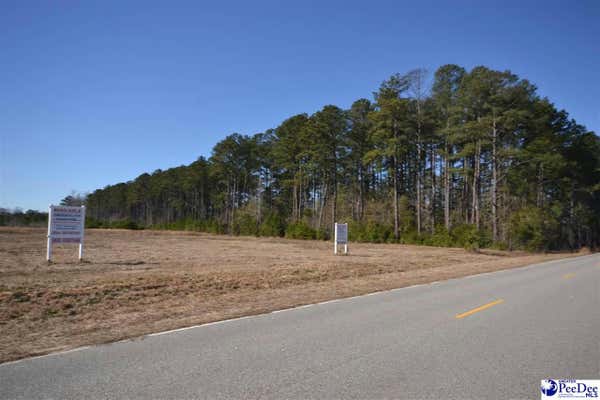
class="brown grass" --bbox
[0,227,581,363]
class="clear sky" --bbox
[1,0,598,211]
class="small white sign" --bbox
[47,205,85,261]
[336,223,348,244]
[334,222,348,255]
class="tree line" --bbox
[0,194,85,227]
[0,208,48,227]
[83,65,600,251]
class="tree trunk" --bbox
[464,160,469,224]
[318,183,327,230]
[416,131,422,235]
[393,156,399,239]
[491,117,498,242]
[331,184,337,226]
[444,133,450,230]
[257,179,262,225]
[231,178,237,234]
[430,144,436,234]
[393,121,400,240]
[358,162,364,221]
[471,140,481,229]
[537,163,544,208]
[415,76,424,236]
[292,179,297,221]
[298,165,303,220]
[331,152,337,227]
[416,147,422,235]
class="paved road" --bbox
[2,254,599,399]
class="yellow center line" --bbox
[455,299,504,319]
[563,273,575,279]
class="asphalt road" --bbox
[2,253,599,399]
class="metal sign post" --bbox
[47,205,86,262]
[334,222,348,255]
[46,205,53,261]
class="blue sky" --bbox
[1,0,598,211]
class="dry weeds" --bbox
[0,227,581,363]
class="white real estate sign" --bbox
[47,205,86,261]
[334,222,348,255]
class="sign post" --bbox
[47,205,86,262]
[46,205,53,261]
[334,222,348,255]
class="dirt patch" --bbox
[0,227,581,363]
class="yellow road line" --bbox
[455,299,504,319]
[563,273,576,279]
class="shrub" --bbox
[205,219,225,234]
[285,221,316,240]
[235,214,258,236]
[348,221,366,242]
[426,227,453,247]
[451,224,481,251]
[316,228,329,240]
[477,229,493,248]
[168,219,187,231]
[259,213,285,237]
[364,221,393,243]
[400,229,421,245]
[509,207,559,251]
[85,218,103,228]
[183,219,204,231]
[490,241,509,251]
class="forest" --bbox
[83,65,600,251]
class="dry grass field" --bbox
[0,227,582,363]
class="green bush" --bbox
[316,228,329,240]
[477,229,493,248]
[183,219,205,231]
[366,221,393,243]
[451,224,481,250]
[234,214,258,236]
[169,219,187,230]
[509,207,559,251]
[259,213,285,237]
[285,221,317,240]
[490,241,509,251]
[426,227,453,247]
[400,229,421,245]
[348,221,366,242]
[348,221,393,243]
[204,219,225,234]
[85,218,103,228]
